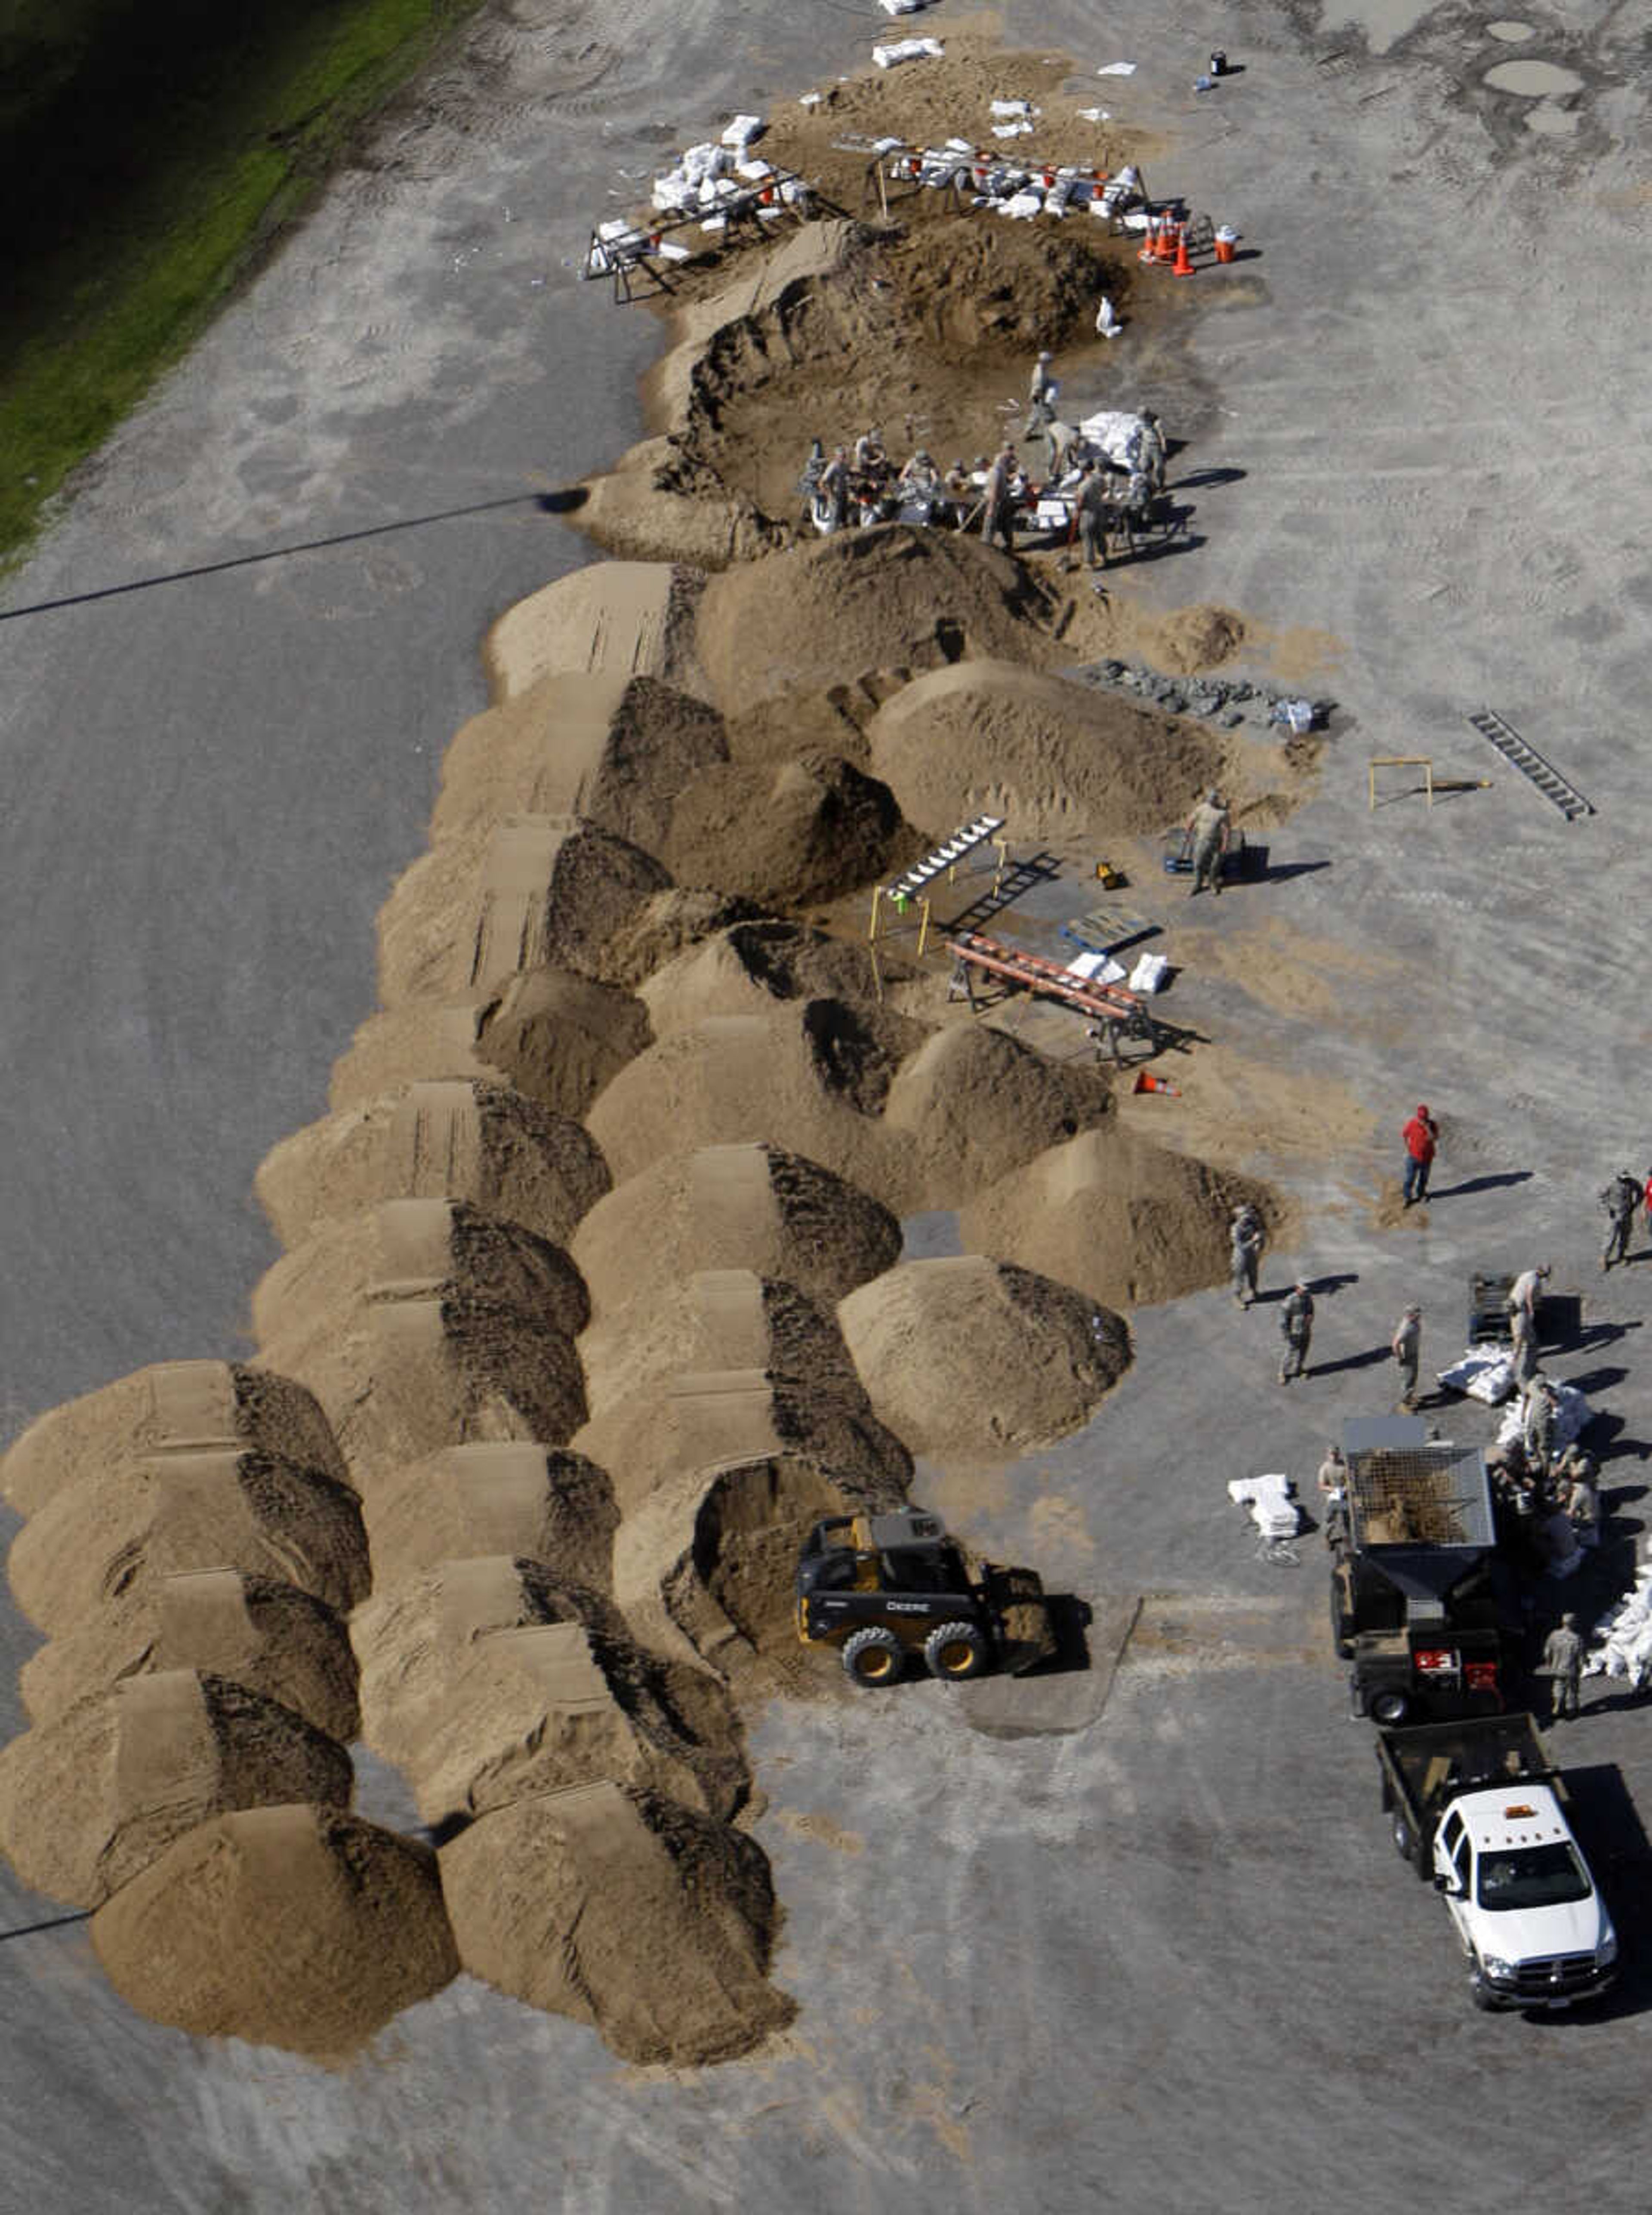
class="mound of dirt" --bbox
[475,966,653,1117]
[838,1256,1130,1457]
[584,1000,925,1191]
[252,1201,589,1492]
[327,995,499,1112]
[377,815,673,1008]
[351,1556,607,1774]
[960,1128,1281,1312]
[877,1023,1114,1211]
[593,886,770,989]
[613,1454,883,1691]
[576,1351,912,1522]
[2,1359,345,1519]
[440,1783,792,2066]
[434,674,728,856]
[693,526,1055,717]
[256,1079,612,1253]
[481,561,696,702]
[402,1619,744,1830]
[638,921,881,1038]
[866,659,1231,840]
[579,1266,883,1423]
[570,1143,901,1320]
[20,1569,361,1742]
[655,753,906,908]
[0,1670,351,1910]
[8,1448,369,1638]
[91,1805,458,2061]
[361,1442,619,1596]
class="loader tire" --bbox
[925,1621,990,1681]
[842,1627,903,1687]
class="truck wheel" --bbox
[924,1621,989,1681]
[1391,1815,1414,1864]
[842,1627,903,1687]
[1370,1688,1411,1727]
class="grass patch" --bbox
[0,0,486,564]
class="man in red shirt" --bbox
[1401,1104,1438,1206]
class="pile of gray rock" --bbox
[1067,659,1335,732]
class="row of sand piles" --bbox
[1,33,1306,2067]
[0,1362,459,2055]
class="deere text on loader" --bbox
[795,1507,1053,1686]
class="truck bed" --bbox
[1378,1713,1558,1835]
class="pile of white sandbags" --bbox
[872,37,943,68]
[1229,1474,1300,1540]
[1586,1566,1652,1682]
[1496,1381,1590,1455]
[1437,1344,1516,1405]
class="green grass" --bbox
[0,0,486,564]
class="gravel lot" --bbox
[2,0,1651,2206]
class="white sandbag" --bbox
[1066,949,1127,986]
[872,37,943,68]
[1077,410,1150,468]
[1000,191,1044,219]
[1437,1344,1516,1404]
[1128,952,1169,994]
[991,99,1035,118]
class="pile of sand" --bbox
[256,1078,611,1253]
[0,1670,351,1909]
[638,922,883,1038]
[252,1199,589,1491]
[838,1256,1130,1456]
[877,1022,1113,1212]
[613,1454,885,1689]
[570,1142,901,1321]
[576,1356,912,1522]
[20,1568,361,1742]
[9,1448,369,1637]
[326,995,501,1112]
[475,967,654,1116]
[481,561,697,702]
[653,753,906,909]
[584,1001,923,1192]
[959,1128,1279,1312]
[361,1442,619,1596]
[440,1783,792,2066]
[351,1556,609,1772]
[866,660,1233,840]
[399,1619,744,1830]
[693,527,1056,717]
[579,1266,893,1432]
[2,1359,346,1518]
[590,886,768,989]
[433,673,728,855]
[90,1805,457,2061]
[376,815,673,1008]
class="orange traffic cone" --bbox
[1171,224,1196,277]
[1154,217,1178,264]
[1137,216,1161,265]
[1134,1070,1182,1096]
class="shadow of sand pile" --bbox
[1,29,1331,2070]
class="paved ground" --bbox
[3,0,1652,2207]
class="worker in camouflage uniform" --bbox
[1230,1203,1265,1308]
[1521,1374,1560,1479]
[1027,350,1057,432]
[1278,1280,1315,1385]
[1391,1304,1422,1411]
[1136,406,1167,491]
[1185,789,1231,897]
[1507,1263,1549,1384]
[1539,1613,1584,1721]
[1602,1169,1640,1271]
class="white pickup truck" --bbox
[1378,1714,1618,2011]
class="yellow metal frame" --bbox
[1368,755,1435,810]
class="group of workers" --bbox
[809,347,1171,563]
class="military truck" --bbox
[1328,1416,1513,1726]
[795,1507,1052,1686]
[1378,1712,1617,2011]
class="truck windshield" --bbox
[1476,1842,1592,1912]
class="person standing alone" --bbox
[1279,1280,1315,1384]
[1391,1304,1422,1411]
[1185,789,1230,897]
[1603,1168,1640,1271]
[1401,1104,1438,1206]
